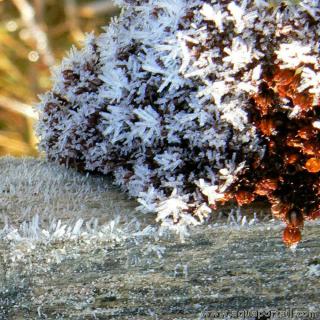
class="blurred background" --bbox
[0,0,118,157]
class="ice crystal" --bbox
[37,0,320,239]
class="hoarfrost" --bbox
[36,0,320,231]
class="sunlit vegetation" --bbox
[0,0,118,156]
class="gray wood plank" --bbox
[0,158,319,320]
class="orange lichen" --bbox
[292,92,314,111]
[231,62,320,247]
[257,119,276,136]
[270,200,290,220]
[284,153,299,165]
[301,142,320,156]
[286,135,303,148]
[305,157,320,173]
[254,178,278,196]
[215,192,233,206]
[252,91,274,116]
[297,127,316,140]
[235,190,255,206]
[273,67,295,86]
[283,226,302,246]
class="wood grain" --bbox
[0,158,319,320]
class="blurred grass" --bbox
[0,0,118,157]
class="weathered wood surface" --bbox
[0,157,319,320]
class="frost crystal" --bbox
[37,0,320,232]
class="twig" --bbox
[78,0,117,18]
[33,0,45,25]
[64,0,85,42]
[11,0,55,66]
[0,95,38,120]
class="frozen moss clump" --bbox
[37,0,320,239]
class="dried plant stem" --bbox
[11,0,55,66]
[78,0,117,18]
[0,95,37,120]
[33,0,45,25]
[64,0,85,42]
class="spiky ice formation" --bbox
[37,0,320,240]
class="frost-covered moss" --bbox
[37,0,320,235]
